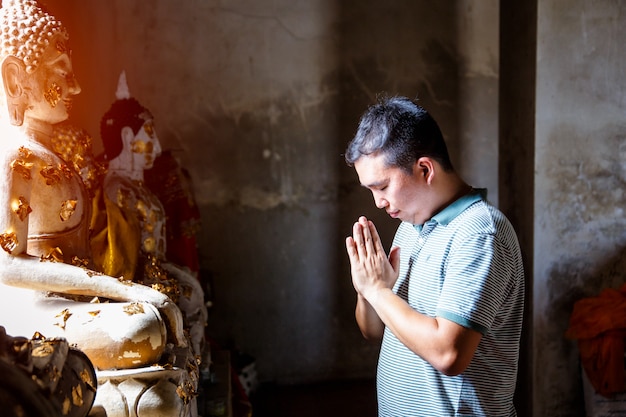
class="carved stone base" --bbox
[92,365,198,417]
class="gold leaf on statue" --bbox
[79,369,95,389]
[40,165,62,185]
[12,196,32,221]
[40,247,63,263]
[72,384,83,406]
[60,163,73,180]
[32,343,54,357]
[10,158,33,180]
[54,308,72,329]
[123,302,145,315]
[44,82,62,108]
[0,232,18,254]
[71,256,89,267]
[62,396,71,415]
[59,199,77,221]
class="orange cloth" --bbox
[566,283,626,397]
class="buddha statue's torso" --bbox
[5,132,91,263]
[104,172,167,260]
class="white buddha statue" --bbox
[99,71,208,363]
[0,0,187,370]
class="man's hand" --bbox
[345,216,400,301]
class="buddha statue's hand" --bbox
[132,284,188,347]
[159,299,188,347]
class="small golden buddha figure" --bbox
[0,0,186,373]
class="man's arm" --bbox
[366,285,482,375]
[346,216,482,376]
[354,293,385,340]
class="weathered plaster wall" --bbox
[44,0,498,384]
[534,1,626,415]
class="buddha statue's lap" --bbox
[0,286,167,370]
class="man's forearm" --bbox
[355,293,384,341]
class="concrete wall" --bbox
[534,1,626,415]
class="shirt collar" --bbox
[413,188,487,232]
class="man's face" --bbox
[24,35,81,124]
[354,153,430,225]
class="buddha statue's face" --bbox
[131,120,162,170]
[22,34,81,125]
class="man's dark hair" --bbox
[345,95,453,173]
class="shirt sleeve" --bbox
[435,232,513,334]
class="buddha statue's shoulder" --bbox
[103,172,155,212]
[1,134,74,182]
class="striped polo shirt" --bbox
[377,189,525,417]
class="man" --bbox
[345,96,524,416]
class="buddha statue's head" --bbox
[0,0,81,126]
[101,72,161,170]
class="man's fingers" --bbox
[346,236,357,259]
[360,217,386,258]
[353,221,369,258]
[350,217,388,266]
[358,217,376,255]
[369,221,387,255]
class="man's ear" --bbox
[1,56,27,126]
[415,157,436,184]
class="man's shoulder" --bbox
[458,200,513,230]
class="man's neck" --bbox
[429,174,472,219]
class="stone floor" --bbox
[250,378,377,417]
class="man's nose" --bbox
[375,197,388,209]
